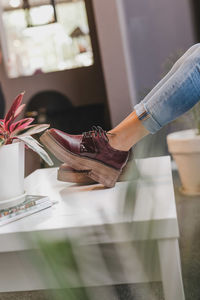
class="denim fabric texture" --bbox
[134,44,200,134]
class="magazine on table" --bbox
[0,195,53,226]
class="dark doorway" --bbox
[25,90,107,133]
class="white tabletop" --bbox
[0,156,179,252]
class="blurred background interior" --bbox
[0,2,200,300]
[0,0,199,172]
[0,0,200,174]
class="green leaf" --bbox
[0,138,5,146]
[17,136,54,166]
[17,124,50,137]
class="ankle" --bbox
[107,131,130,151]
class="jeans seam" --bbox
[138,110,150,121]
[143,103,162,128]
[135,103,161,133]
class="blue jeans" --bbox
[134,44,200,134]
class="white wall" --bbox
[93,0,195,127]
[121,0,195,100]
[0,64,106,110]
[92,0,137,126]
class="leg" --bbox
[158,239,185,300]
[41,44,200,187]
[109,46,200,150]
[115,43,200,126]
[139,44,200,105]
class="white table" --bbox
[0,156,185,300]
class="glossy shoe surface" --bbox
[40,126,129,187]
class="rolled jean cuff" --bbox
[134,103,162,134]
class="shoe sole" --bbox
[57,160,138,184]
[57,167,96,184]
[40,131,122,188]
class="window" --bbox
[0,0,93,78]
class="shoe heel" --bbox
[57,168,95,184]
[89,165,121,188]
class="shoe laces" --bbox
[83,126,109,141]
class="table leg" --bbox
[158,239,185,300]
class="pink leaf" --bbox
[4,92,25,130]
[14,104,25,119]
[10,118,34,135]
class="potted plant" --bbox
[167,102,200,196]
[0,92,53,207]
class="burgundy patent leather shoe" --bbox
[40,126,129,187]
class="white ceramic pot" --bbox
[167,129,200,196]
[0,141,25,202]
